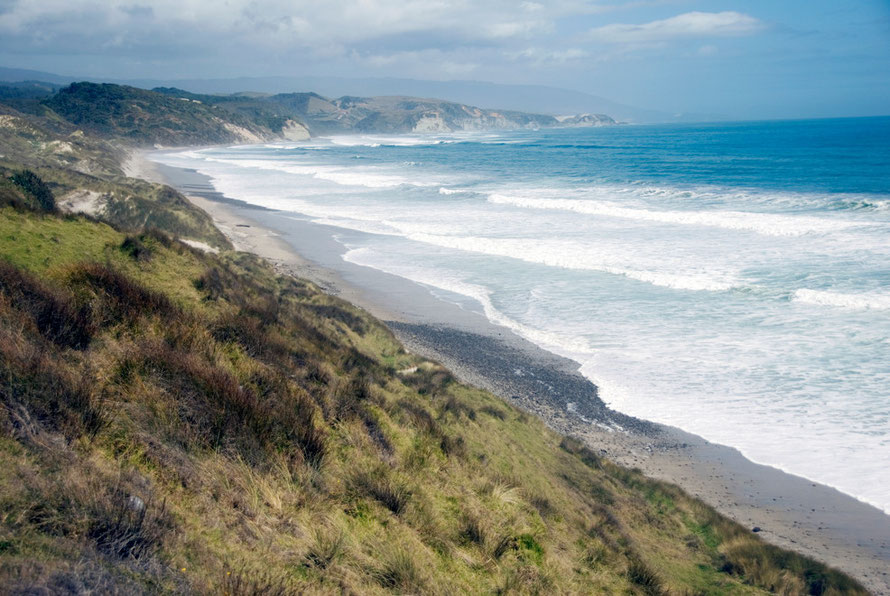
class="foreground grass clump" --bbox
[0,206,866,594]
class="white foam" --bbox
[404,232,738,292]
[328,135,456,147]
[488,193,868,237]
[438,187,476,195]
[793,288,890,310]
[199,155,432,189]
[343,247,593,356]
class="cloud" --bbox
[589,11,763,44]
[350,48,482,79]
[507,47,589,66]
[0,0,576,49]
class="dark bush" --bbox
[330,375,374,421]
[398,399,440,436]
[350,466,411,515]
[480,405,506,420]
[440,395,476,420]
[67,263,176,326]
[304,303,367,335]
[143,227,174,248]
[340,347,379,374]
[560,436,602,470]
[360,409,394,457]
[87,488,171,560]
[0,261,94,349]
[120,236,153,262]
[195,267,225,300]
[402,367,453,396]
[10,170,55,212]
[211,310,298,366]
[0,325,104,438]
[134,340,325,467]
[626,558,665,595]
[221,566,299,596]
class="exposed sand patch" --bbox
[180,238,219,254]
[57,189,106,216]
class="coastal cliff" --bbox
[265,92,615,135]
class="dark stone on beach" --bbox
[386,321,654,435]
[752,526,762,533]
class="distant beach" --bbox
[128,149,890,593]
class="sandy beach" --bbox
[129,151,890,594]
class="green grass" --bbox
[0,207,867,594]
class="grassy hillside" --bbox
[0,204,864,594]
[44,83,280,147]
[0,105,229,249]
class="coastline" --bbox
[130,150,890,594]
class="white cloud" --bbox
[352,48,480,79]
[0,0,579,48]
[508,47,589,66]
[486,20,553,39]
[589,11,763,44]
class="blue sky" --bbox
[0,0,887,119]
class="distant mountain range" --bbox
[0,66,721,123]
[0,78,616,145]
[154,87,614,135]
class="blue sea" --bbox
[154,117,890,513]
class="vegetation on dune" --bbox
[0,104,230,249]
[0,205,865,594]
[44,82,279,147]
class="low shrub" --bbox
[10,170,55,212]
[304,525,346,570]
[374,547,426,592]
[221,566,299,596]
[560,436,602,470]
[440,395,476,420]
[303,303,367,335]
[626,558,665,596]
[350,465,412,515]
[87,487,171,560]
[119,235,153,262]
[0,260,94,349]
[0,324,104,438]
[133,340,325,466]
[67,263,176,326]
[401,366,453,396]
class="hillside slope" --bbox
[0,202,864,594]
[0,103,229,249]
[45,83,309,147]
[154,88,616,135]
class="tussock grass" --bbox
[350,465,412,515]
[0,260,94,349]
[0,206,868,594]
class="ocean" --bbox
[153,117,890,513]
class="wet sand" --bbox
[134,152,890,594]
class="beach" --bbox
[129,152,890,594]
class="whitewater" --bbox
[152,117,890,514]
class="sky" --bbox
[0,0,888,119]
